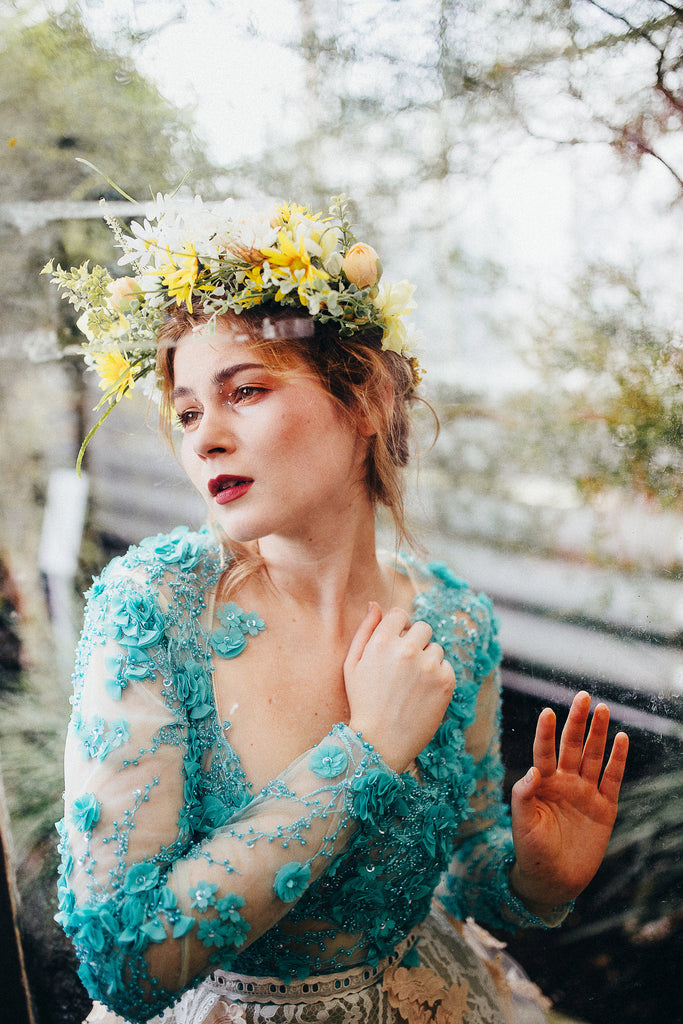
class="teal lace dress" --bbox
[57,527,563,1024]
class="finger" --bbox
[532,707,558,777]
[425,641,445,665]
[511,766,542,833]
[345,601,383,671]
[579,702,610,784]
[403,619,434,651]
[423,642,451,686]
[557,691,591,773]
[378,605,414,638]
[513,764,541,801]
[438,657,456,690]
[598,731,629,805]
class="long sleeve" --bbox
[56,556,393,1023]
[427,566,572,931]
[438,666,570,929]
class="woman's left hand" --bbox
[509,691,629,911]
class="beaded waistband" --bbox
[204,932,418,1005]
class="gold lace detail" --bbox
[382,965,470,1024]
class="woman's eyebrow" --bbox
[210,362,265,388]
[171,362,266,402]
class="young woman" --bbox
[48,195,628,1024]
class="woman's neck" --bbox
[246,504,389,633]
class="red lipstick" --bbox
[208,475,254,505]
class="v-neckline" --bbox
[203,588,433,802]
[204,589,267,798]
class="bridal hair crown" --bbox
[43,192,423,469]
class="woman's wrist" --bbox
[346,719,410,775]
[508,860,575,917]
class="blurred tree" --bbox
[0,0,222,858]
[223,4,683,534]
[0,3,217,203]
[0,2,220,337]
[287,0,683,541]
[221,0,683,198]
[520,264,683,510]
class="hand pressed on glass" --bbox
[510,691,629,911]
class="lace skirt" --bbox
[85,907,551,1024]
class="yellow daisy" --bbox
[276,202,316,226]
[158,243,200,312]
[236,265,266,308]
[91,351,136,402]
[261,229,329,306]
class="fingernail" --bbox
[525,767,535,784]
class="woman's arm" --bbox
[438,661,567,930]
[439,611,628,927]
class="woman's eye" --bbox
[176,409,200,429]
[229,385,265,405]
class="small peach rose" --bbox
[108,276,141,311]
[342,243,381,289]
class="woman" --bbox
[48,194,628,1024]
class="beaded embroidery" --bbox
[57,528,554,1024]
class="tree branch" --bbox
[579,0,662,47]
[617,125,683,191]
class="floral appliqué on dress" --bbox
[56,528,560,1024]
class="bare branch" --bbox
[616,125,683,190]
[579,0,668,48]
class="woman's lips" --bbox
[208,475,254,505]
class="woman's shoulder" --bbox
[392,553,501,670]
[88,525,222,601]
[415,557,501,685]
[393,552,496,620]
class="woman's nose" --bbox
[192,404,237,460]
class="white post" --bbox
[37,469,89,677]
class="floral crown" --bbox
[43,192,423,470]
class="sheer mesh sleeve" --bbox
[432,582,573,932]
[407,561,570,934]
[57,564,392,1023]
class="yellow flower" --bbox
[261,229,329,306]
[236,265,266,307]
[373,280,417,354]
[91,351,135,402]
[276,202,317,226]
[158,244,200,312]
[274,206,339,268]
[306,222,341,267]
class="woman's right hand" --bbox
[344,602,455,773]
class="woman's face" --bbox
[172,326,372,544]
